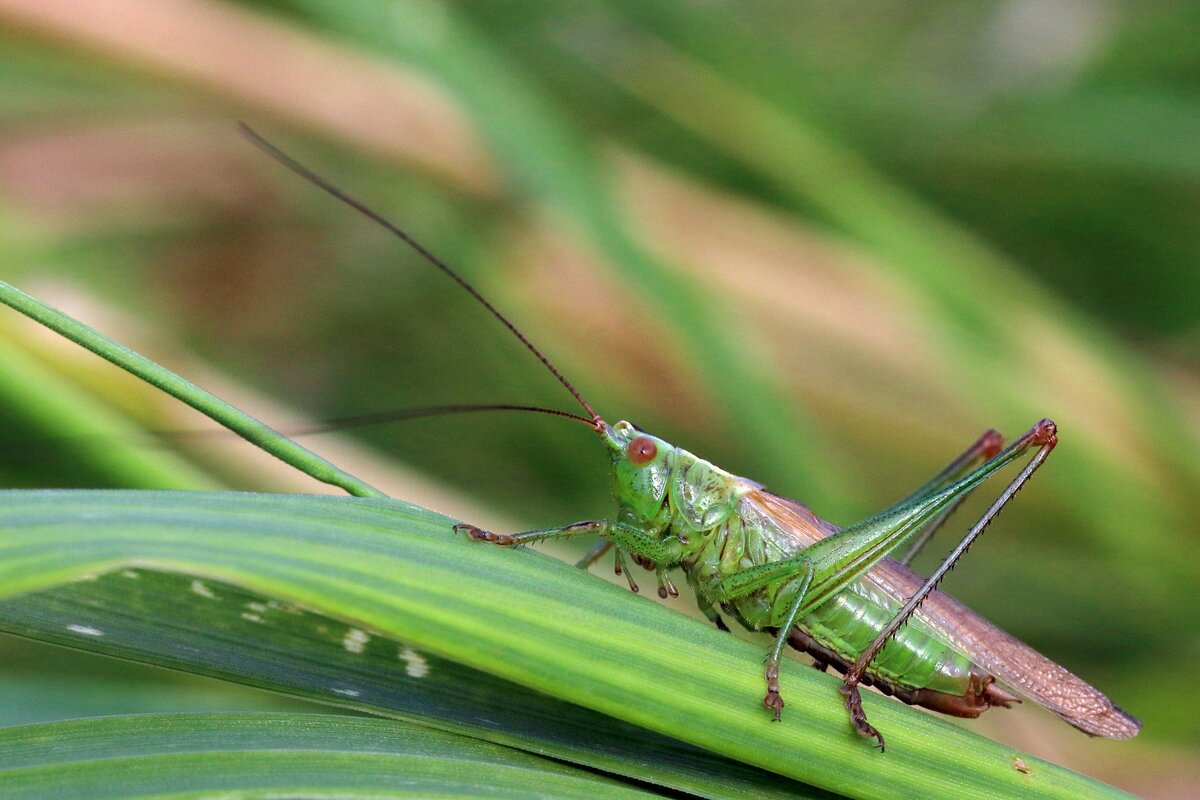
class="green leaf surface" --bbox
[0,634,314,726]
[0,559,815,800]
[0,489,1132,800]
[0,712,657,799]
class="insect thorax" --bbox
[612,435,757,555]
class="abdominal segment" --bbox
[784,582,1020,718]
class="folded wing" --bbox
[747,490,1140,739]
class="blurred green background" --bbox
[0,0,1196,795]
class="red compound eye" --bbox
[627,436,657,466]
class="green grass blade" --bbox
[0,634,314,724]
[0,489,1133,800]
[0,279,382,498]
[0,712,658,799]
[0,567,816,800]
[0,333,220,490]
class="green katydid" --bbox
[244,127,1140,752]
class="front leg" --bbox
[457,519,686,566]
[454,519,605,546]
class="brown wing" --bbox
[747,491,1141,739]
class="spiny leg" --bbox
[459,518,686,575]
[896,429,1004,567]
[841,419,1058,751]
[456,519,634,593]
[454,519,606,546]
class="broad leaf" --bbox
[0,562,816,799]
[0,489,1132,800]
[0,712,659,798]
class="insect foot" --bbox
[631,552,657,571]
[763,662,785,721]
[840,683,886,752]
[655,570,678,599]
[1031,418,1057,447]
[453,523,515,546]
[980,429,1005,459]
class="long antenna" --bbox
[238,123,604,431]
[295,404,598,434]
[0,405,597,460]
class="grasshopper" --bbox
[246,127,1140,751]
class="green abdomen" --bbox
[797,579,974,695]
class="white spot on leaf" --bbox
[245,602,268,613]
[331,687,361,697]
[343,628,370,654]
[399,646,429,678]
[120,570,139,579]
[240,613,263,623]
[67,624,103,637]
[191,580,216,599]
